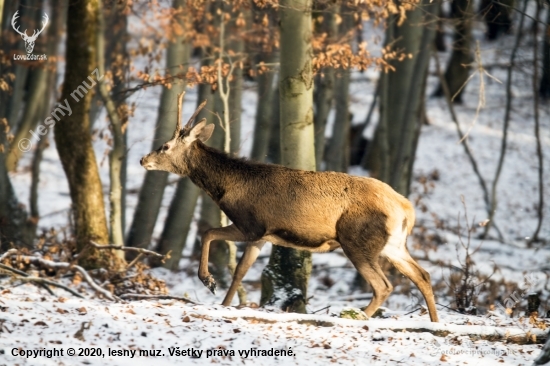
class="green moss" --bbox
[340,308,368,320]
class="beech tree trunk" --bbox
[313,4,338,170]
[433,0,474,103]
[54,0,123,269]
[266,85,281,163]
[250,4,277,162]
[126,0,190,249]
[326,8,353,173]
[261,0,315,314]
[365,0,438,196]
[6,1,57,172]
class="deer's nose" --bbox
[140,157,144,166]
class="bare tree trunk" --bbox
[433,0,474,103]
[27,22,63,239]
[325,69,351,172]
[54,0,123,269]
[28,100,50,238]
[228,10,245,155]
[528,1,544,246]
[5,0,36,131]
[96,0,125,258]
[126,0,190,249]
[483,0,527,238]
[0,1,31,249]
[267,85,281,163]
[251,61,276,162]
[6,0,64,172]
[313,4,337,170]
[261,0,315,314]
[325,7,353,173]
[251,4,277,162]
[6,70,48,171]
[434,2,446,52]
[0,121,29,250]
[366,0,438,196]
[479,0,513,41]
[155,177,200,269]
[217,7,247,303]
[540,8,550,99]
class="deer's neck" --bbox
[186,142,239,202]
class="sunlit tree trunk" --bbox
[54,0,123,269]
[261,0,315,314]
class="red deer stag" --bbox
[140,93,439,322]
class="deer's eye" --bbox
[161,144,170,152]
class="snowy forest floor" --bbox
[0,283,548,365]
[3,10,550,366]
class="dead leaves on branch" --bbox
[126,0,418,94]
[0,237,170,302]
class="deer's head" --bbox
[140,94,214,176]
[11,11,48,54]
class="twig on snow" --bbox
[119,293,199,305]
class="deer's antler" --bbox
[173,92,207,138]
[30,13,49,40]
[11,11,27,38]
[11,11,48,41]
[184,99,207,130]
[172,91,186,138]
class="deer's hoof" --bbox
[201,275,217,295]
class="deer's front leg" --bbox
[222,241,265,306]
[199,224,248,294]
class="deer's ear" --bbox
[188,119,214,143]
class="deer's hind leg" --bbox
[340,239,393,318]
[382,247,439,322]
[338,213,393,318]
[351,257,393,317]
[380,223,439,322]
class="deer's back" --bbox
[219,163,414,246]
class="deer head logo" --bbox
[11,10,48,54]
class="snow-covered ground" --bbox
[0,284,546,365]
[3,7,550,366]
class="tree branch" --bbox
[119,293,199,304]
